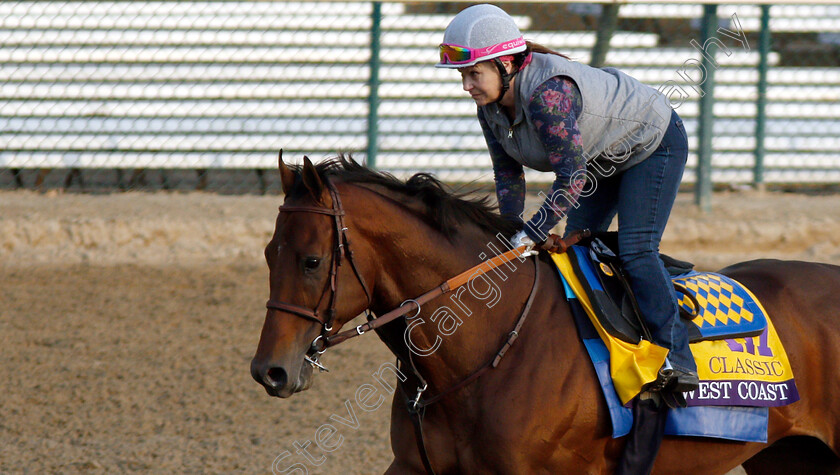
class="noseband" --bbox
[266,179,373,369]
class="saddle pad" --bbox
[674,271,767,341]
[551,250,799,408]
[558,267,771,442]
[580,326,770,442]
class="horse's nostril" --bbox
[265,366,288,389]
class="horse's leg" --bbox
[742,436,840,475]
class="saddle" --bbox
[567,232,767,345]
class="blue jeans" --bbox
[564,110,696,373]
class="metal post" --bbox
[695,4,718,211]
[366,2,383,169]
[754,5,771,191]
[590,4,619,68]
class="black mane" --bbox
[288,154,520,238]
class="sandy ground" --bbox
[3,189,840,269]
[2,189,838,473]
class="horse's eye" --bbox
[303,257,321,271]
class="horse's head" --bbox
[251,152,525,398]
[251,152,373,397]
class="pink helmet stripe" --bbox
[440,36,526,63]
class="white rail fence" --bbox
[2,1,840,188]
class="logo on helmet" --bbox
[481,38,525,56]
[485,38,526,55]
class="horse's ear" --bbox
[278,150,296,195]
[300,156,326,203]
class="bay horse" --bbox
[251,153,840,474]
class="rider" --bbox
[437,4,698,392]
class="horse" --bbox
[251,153,840,474]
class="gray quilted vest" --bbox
[479,52,673,176]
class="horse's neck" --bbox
[343,185,572,394]
[387,254,577,411]
[373,227,546,390]
[350,192,483,312]
[370,226,493,321]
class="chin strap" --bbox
[492,53,530,104]
[492,58,514,103]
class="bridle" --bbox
[265,175,588,475]
[265,179,373,371]
[264,172,596,369]
[265,176,547,370]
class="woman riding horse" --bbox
[250,6,840,473]
[252,155,840,473]
[437,4,698,391]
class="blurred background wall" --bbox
[2,1,840,196]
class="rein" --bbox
[322,239,535,349]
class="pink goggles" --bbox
[439,37,526,65]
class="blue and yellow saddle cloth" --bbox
[551,248,800,442]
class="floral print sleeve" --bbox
[523,76,586,242]
[478,108,526,229]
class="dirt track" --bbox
[2,189,839,473]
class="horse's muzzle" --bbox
[250,358,312,398]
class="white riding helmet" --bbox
[437,4,527,69]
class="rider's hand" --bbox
[510,230,538,256]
